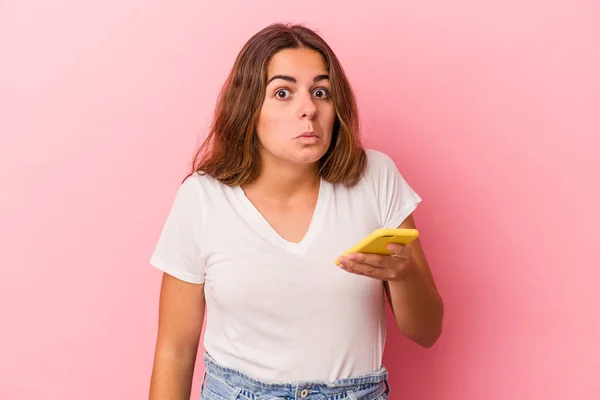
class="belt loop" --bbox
[229,387,242,400]
[346,390,358,400]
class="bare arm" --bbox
[337,213,444,348]
[384,214,444,347]
[149,272,205,400]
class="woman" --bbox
[149,23,443,400]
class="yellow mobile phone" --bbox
[335,228,419,266]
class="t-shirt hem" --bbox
[149,254,205,284]
[384,198,421,228]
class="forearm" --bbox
[149,345,198,400]
[386,259,444,347]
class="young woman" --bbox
[149,23,443,400]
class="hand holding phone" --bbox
[335,228,419,266]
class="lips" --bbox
[298,131,318,138]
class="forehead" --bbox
[266,48,328,77]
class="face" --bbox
[255,48,335,167]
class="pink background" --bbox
[1,1,599,399]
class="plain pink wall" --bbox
[1,1,598,399]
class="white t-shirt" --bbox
[150,149,422,383]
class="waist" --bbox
[202,352,389,400]
[203,310,386,382]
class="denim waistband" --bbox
[201,352,389,400]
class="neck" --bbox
[244,156,320,200]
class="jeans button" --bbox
[300,389,309,398]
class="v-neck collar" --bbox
[233,180,329,256]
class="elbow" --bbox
[416,327,442,348]
[401,321,444,348]
[414,297,445,348]
[414,321,443,348]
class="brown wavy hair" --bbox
[186,23,366,187]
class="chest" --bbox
[198,180,382,302]
[248,200,317,244]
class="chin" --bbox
[262,142,330,166]
[291,146,329,164]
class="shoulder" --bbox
[181,171,227,193]
[361,148,420,196]
[173,171,229,207]
[166,172,235,228]
[364,148,400,175]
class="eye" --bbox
[275,89,291,99]
[312,88,330,99]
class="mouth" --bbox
[297,131,319,138]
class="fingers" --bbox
[347,252,389,268]
[338,259,390,280]
[387,243,411,257]
[337,244,412,281]
[342,244,410,266]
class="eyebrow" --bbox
[266,74,329,85]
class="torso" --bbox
[150,149,423,383]
[196,169,385,383]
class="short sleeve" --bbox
[149,176,206,284]
[366,149,423,228]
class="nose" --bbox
[297,92,317,120]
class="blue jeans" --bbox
[200,353,390,400]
